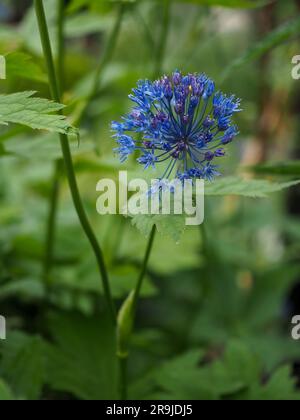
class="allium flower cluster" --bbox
[112,71,241,181]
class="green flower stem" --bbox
[117,226,156,400]
[43,0,64,283]
[34,0,116,323]
[119,356,128,401]
[132,226,157,312]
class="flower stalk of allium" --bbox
[112,71,241,182]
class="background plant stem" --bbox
[34,0,116,324]
[154,0,171,77]
[43,159,61,283]
[119,356,128,400]
[74,3,125,126]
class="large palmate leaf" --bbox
[223,16,300,79]
[45,312,118,400]
[131,340,300,400]
[0,91,77,135]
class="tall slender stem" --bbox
[118,226,156,400]
[43,160,61,282]
[34,0,116,324]
[57,0,65,96]
[43,0,65,282]
[132,226,156,312]
[119,357,128,401]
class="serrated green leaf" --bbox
[255,367,300,401]
[131,340,300,400]
[205,177,300,197]
[0,91,77,135]
[223,16,300,79]
[132,213,186,243]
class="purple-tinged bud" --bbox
[214,148,225,157]
[203,116,215,129]
[175,102,184,115]
[171,150,180,159]
[143,141,153,149]
[172,70,182,86]
[205,151,215,161]
[183,115,189,124]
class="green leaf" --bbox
[66,12,112,37]
[57,260,157,299]
[205,177,300,198]
[5,52,47,83]
[3,132,92,161]
[131,340,300,400]
[0,332,46,400]
[132,213,186,243]
[45,312,118,400]
[0,278,45,301]
[254,367,300,401]
[152,350,216,400]
[0,379,14,401]
[223,16,300,79]
[0,91,77,135]
[249,160,300,177]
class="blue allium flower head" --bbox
[112,71,241,181]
